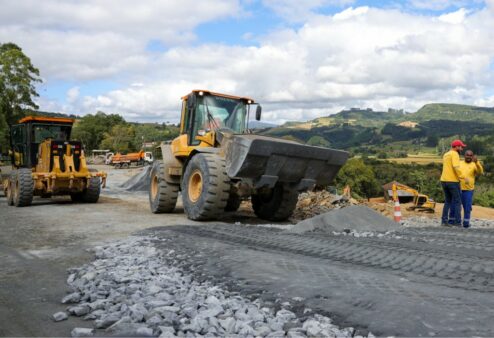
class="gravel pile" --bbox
[120,166,152,192]
[289,205,399,234]
[292,191,358,221]
[402,216,494,228]
[58,236,373,338]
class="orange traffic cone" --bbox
[394,199,402,223]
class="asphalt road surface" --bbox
[145,224,494,337]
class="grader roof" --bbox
[18,116,75,124]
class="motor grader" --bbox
[4,116,106,207]
[149,90,349,221]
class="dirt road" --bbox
[0,167,266,336]
[1,166,494,337]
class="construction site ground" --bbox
[1,165,494,337]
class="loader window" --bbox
[195,95,247,132]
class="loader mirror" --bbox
[255,105,262,121]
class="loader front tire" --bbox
[252,183,298,221]
[149,160,179,213]
[182,153,230,221]
[12,169,34,207]
[225,194,242,212]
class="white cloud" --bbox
[262,0,355,22]
[4,1,494,124]
[438,8,468,23]
[409,0,481,11]
[0,0,241,80]
[66,87,80,104]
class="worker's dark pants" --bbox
[441,181,461,225]
[461,190,474,227]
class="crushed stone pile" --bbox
[292,190,359,221]
[58,236,373,338]
[289,205,400,234]
[119,166,152,192]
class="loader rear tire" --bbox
[225,194,241,212]
[149,160,179,213]
[182,153,230,221]
[12,169,34,207]
[252,183,298,221]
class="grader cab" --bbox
[4,116,106,206]
[149,90,349,221]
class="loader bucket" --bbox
[225,135,349,190]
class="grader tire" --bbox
[5,173,15,206]
[13,169,34,207]
[182,153,230,221]
[121,163,129,169]
[252,183,298,221]
[225,194,242,212]
[72,177,101,203]
[82,177,101,203]
[149,160,179,213]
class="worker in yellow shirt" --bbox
[440,139,467,226]
[457,150,483,228]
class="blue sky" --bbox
[1,0,493,123]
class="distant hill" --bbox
[248,120,278,129]
[413,103,494,123]
[259,103,494,154]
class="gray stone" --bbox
[254,325,272,336]
[268,318,284,332]
[95,315,120,329]
[288,328,307,338]
[68,305,91,316]
[146,314,163,326]
[219,317,236,333]
[61,292,81,304]
[71,327,94,337]
[136,326,154,337]
[303,319,322,337]
[83,309,105,320]
[266,330,286,338]
[52,311,68,322]
[276,309,297,321]
[159,326,177,338]
[130,302,148,321]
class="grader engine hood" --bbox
[224,134,349,190]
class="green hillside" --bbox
[413,103,494,122]
[260,103,494,156]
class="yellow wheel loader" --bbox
[149,90,349,221]
[4,116,106,207]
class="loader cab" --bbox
[10,116,74,168]
[181,90,262,146]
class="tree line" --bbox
[0,41,178,156]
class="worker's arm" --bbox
[475,160,484,176]
[452,152,465,180]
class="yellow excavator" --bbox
[4,116,106,206]
[391,182,436,213]
[149,90,349,221]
